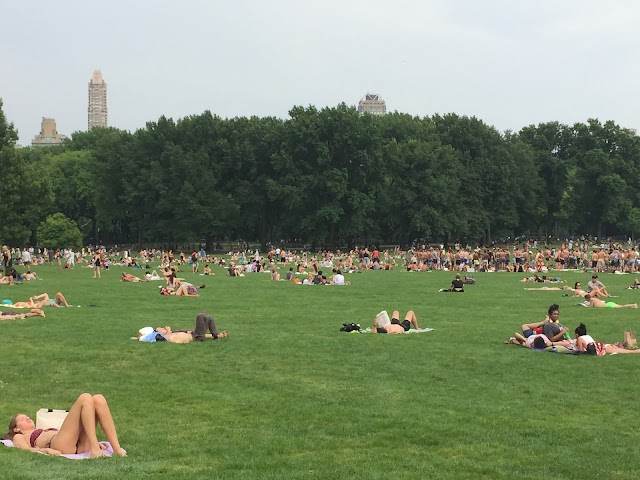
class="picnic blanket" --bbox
[1,440,123,459]
[358,327,434,334]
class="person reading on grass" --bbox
[574,322,640,355]
[2,393,126,457]
[0,308,45,320]
[136,310,227,343]
[583,294,638,309]
[372,310,420,334]
[12,292,69,308]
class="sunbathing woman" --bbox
[23,271,40,281]
[524,286,563,291]
[121,272,142,282]
[565,282,589,297]
[0,309,45,320]
[574,323,640,354]
[2,393,126,457]
[12,293,69,308]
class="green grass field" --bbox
[1,263,640,479]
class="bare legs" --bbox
[55,292,69,307]
[51,393,125,457]
[404,310,419,329]
[605,344,640,354]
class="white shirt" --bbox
[525,334,549,348]
[333,274,345,285]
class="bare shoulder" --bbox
[12,433,30,449]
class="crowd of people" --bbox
[3,238,640,460]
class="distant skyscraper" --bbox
[627,128,637,136]
[31,118,67,146]
[88,69,107,129]
[358,93,386,115]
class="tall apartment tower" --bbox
[88,69,107,129]
[358,93,386,115]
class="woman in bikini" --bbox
[2,393,126,457]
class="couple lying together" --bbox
[507,304,639,354]
[136,310,227,343]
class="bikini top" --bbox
[29,428,59,447]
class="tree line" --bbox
[1,98,640,250]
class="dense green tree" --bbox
[37,213,83,250]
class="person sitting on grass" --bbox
[439,274,464,292]
[2,393,126,457]
[330,269,348,285]
[583,294,638,309]
[506,304,566,344]
[587,275,610,297]
[121,272,142,282]
[0,270,13,285]
[574,322,640,355]
[12,292,69,308]
[203,265,212,276]
[0,308,45,320]
[136,310,228,343]
[270,266,281,281]
[372,310,420,334]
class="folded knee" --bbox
[92,394,106,406]
[78,392,93,403]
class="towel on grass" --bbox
[358,327,434,334]
[0,439,123,459]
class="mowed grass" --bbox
[1,263,640,479]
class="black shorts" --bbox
[591,260,597,268]
[391,318,411,331]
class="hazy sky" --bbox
[3,0,639,144]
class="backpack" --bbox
[340,323,361,332]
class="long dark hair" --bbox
[2,415,19,440]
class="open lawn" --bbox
[1,264,640,479]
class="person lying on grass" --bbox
[583,294,637,309]
[121,272,142,282]
[12,292,69,308]
[2,393,126,457]
[22,270,40,281]
[627,279,640,290]
[0,308,45,320]
[564,282,591,297]
[144,270,162,281]
[159,283,202,296]
[136,310,228,343]
[574,322,640,355]
[372,310,420,334]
